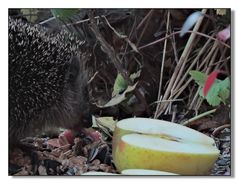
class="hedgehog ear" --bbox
[66,56,80,83]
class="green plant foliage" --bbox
[217,78,230,101]
[112,71,141,97]
[190,70,230,106]
[189,70,207,86]
[112,74,128,97]
[51,9,80,20]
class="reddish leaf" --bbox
[203,71,221,97]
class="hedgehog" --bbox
[9,18,92,144]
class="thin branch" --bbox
[137,30,230,51]
[154,11,170,118]
[136,9,154,30]
[63,16,101,26]
[88,71,99,84]
[154,9,207,118]
[102,16,139,53]
[181,109,217,126]
[39,17,56,25]
[212,124,230,137]
[150,98,183,106]
[136,9,154,46]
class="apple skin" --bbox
[114,138,218,175]
[112,118,220,175]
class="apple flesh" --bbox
[122,169,178,175]
[112,118,219,175]
[82,172,118,175]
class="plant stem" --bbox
[181,108,216,126]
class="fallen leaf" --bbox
[96,117,117,132]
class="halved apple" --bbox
[112,118,219,175]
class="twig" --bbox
[172,38,213,97]
[88,71,99,84]
[172,9,208,93]
[181,109,216,126]
[136,9,154,46]
[188,88,201,110]
[63,16,101,26]
[154,11,170,118]
[39,17,56,25]
[102,16,139,53]
[89,12,128,81]
[171,105,177,123]
[170,26,179,63]
[212,124,231,137]
[136,9,154,30]
[154,9,207,118]
[137,30,230,51]
[150,98,183,106]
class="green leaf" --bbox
[205,85,222,106]
[198,77,230,106]
[191,70,230,106]
[51,9,79,20]
[219,88,230,103]
[189,70,207,86]
[218,78,230,102]
[218,77,230,89]
[112,73,128,97]
[99,82,138,108]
